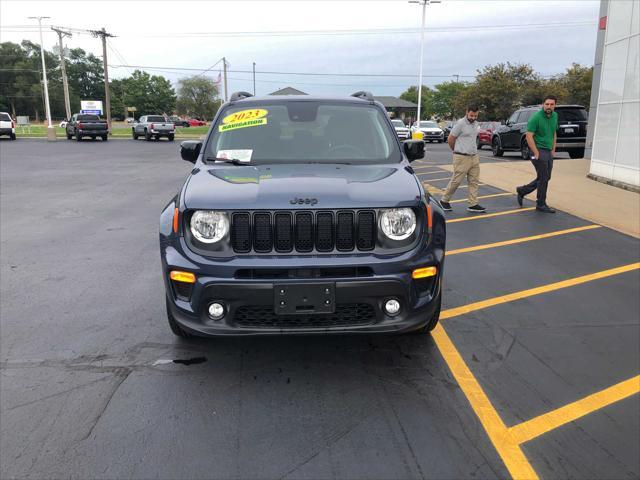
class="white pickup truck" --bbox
[132,115,175,141]
[0,112,16,140]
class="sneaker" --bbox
[516,187,524,207]
[536,205,556,213]
[439,200,452,211]
[467,204,486,213]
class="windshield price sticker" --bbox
[216,149,253,162]
[222,109,268,125]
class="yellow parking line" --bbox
[447,225,603,255]
[440,262,640,320]
[508,375,640,445]
[432,324,540,479]
[449,193,514,204]
[419,176,451,182]
[447,207,535,223]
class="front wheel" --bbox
[76,133,82,142]
[409,291,442,335]
[66,132,72,140]
[520,140,531,159]
[10,133,16,140]
[166,297,192,338]
[492,137,504,157]
[168,134,175,141]
[101,135,108,141]
[132,129,138,140]
[145,130,151,141]
[569,149,585,159]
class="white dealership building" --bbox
[586,0,639,190]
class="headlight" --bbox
[190,210,229,243]
[379,208,416,241]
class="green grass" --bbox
[15,124,208,138]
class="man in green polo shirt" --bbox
[516,95,558,213]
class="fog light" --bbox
[412,266,437,279]
[208,302,225,320]
[384,299,401,316]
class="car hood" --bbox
[419,128,442,133]
[183,163,422,210]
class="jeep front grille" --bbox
[230,210,376,254]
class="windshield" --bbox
[77,114,99,121]
[557,108,587,122]
[391,120,405,127]
[207,101,401,165]
[147,115,166,122]
[0,113,11,122]
[418,121,438,128]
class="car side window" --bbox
[508,112,519,124]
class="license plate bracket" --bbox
[274,283,335,315]
[564,128,575,133]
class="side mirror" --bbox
[403,140,425,162]
[180,140,202,164]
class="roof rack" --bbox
[229,91,254,102]
[351,91,374,102]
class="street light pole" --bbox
[409,0,440,139]
[29,16,56,141]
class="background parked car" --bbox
[132,115,175,141]
[491,105,588,159]
[477,121,501,149]
[168,116,190,127]
[410,120,444,143]
[65,113,109,141]
[0,112,16,140]
[442,121,456,141]
[391,119,410,139]
[187,118,207,127]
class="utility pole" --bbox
[408,0,441,139]
[252,62,256,95]
[52,26,72,120]
[223,57,228,102]
[453,74,459,83]
[28,16,56,141]
[91,28,115,133]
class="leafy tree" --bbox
[554,63,593,106]
[65,47,105,112]
[176,76,221,120]
[118,70,176,117]
[430,81,469,119]
[399,85,434,120]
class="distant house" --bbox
[269,87,308,95]
[373,96,418,122]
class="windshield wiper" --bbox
[204,157,251,166]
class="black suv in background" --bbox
[491,105,588,159]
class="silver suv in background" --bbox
[132,115,175,141]
[391,119,410,140]
[0,112,16,140]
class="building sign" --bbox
[80,100,103,115]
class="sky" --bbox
[1,0,602,98]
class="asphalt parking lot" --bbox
[1,139,639,479]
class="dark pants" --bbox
[519,148,553,207]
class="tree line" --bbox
[0,40,222,121]
[400,62,593,121]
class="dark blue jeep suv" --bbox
[159,91,446,336]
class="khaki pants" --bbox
[441,153,480,205]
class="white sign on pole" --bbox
[80,100,103,115]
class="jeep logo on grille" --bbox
[290,197,318,206]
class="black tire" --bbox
[102,135,108,141]
[168,134,175,141]
[144,129,151,141]
[91,136,96,141]
[76,133,82,142]
[520,139,531,160]
[409,290,442,335]
[10,133,16,140]
[492,137,504,157]
[166,297,192,338]
[184,123,190,128]
[66,133,72,140]
[569,149,585,159]
[132,129,138,140]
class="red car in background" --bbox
[187,118,207,127]
[477,121,501,149]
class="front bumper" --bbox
[556,141,585,150]
[162,238,444,336]
[0,128,14,135]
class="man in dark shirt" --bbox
[516,95,558,213]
